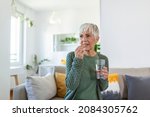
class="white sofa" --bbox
[13,66,66,100]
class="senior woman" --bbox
[65,23,109,100]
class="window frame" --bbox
[10,15,24,67]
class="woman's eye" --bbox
[86,34,90,37]
[80,35,83,38]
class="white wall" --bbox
[35,6,100,63]
[16,2,37,65]
[100,0,150,68]
[15,0,100,67]
[0,0,10,99]
[9,2,37,82]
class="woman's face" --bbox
[80,31,98,50]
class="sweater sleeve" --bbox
[65,52,83,91]
[99,79,108,91]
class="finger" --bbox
[104,74,108,80]
[83,51,88,56]
[101,70,108,74]
[75,46,82,51]
[102,67,108,72]
[75,46,83,54]
[101,69,108,80]
[75,46,84,59]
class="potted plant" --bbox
[26,54,50,74]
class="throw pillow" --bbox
[25,73,57,100]
[125,75,150,100]
[55,72,67,98]
[102,73,121,100]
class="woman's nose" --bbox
[82,36,88,41]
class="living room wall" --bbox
[100,0,150,68]
[16,1,37,66]
[34,3,100,63]
[0,0,10,99]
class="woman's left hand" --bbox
[101,67,108,80]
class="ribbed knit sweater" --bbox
[65,52,109,100]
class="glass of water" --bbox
[96,59,105,80]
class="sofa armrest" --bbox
[13,83,28,100]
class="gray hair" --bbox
[79,23,99,38]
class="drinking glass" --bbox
[96,59,105,80]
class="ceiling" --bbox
[17,0,98,11]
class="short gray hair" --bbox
[79,23,99,38]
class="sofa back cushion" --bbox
[109,68,150,76]
[55,66,66,74]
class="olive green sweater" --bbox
[64,52,109,100]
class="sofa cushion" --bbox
[55,72,66,98]
[25,73,57,100]
[118,75,128,99]
[13,83,28,100]
[102,73,121,100]
[125,75,150,100]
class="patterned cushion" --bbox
[102,73,121,100]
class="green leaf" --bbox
[26,64,33,70]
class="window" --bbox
[10,16,24,66]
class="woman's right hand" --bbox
[75,46,86,59]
